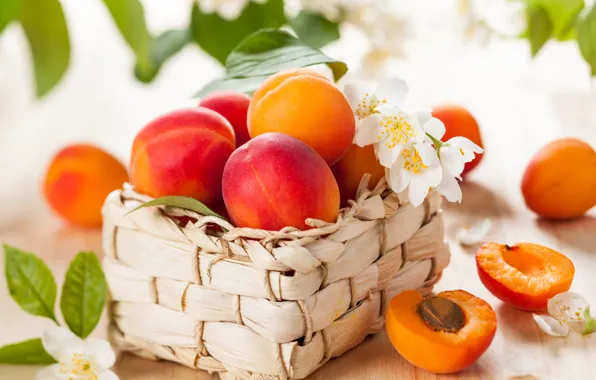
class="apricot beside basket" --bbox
[101,176,450,380]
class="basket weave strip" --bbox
[103,178,449,379]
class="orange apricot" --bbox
[476,243,574,311]
[521,138,596,220]
[199,91,251,147]
[247,68,355,165]
[43,144,128,227]
[130,108,235,207]
[332,144,385,205]
[222,132,339,230]
[386,290,496,374]
[432,105,484,175]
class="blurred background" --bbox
[0,0,595,228]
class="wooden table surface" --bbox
[1,1,596,379]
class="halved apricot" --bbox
[476,243,575,311]
[386,290,496,374]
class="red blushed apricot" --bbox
[248,68,355,165]
[386,290,496,374]
[222,132,339,230]
[332,144,385,206]
[199,92,251,147]
[44,144,128,227]
[522,138,596,220]
[476,243,575,311]
[130,108,235,207]
[433,105,484,175]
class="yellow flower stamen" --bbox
[60,352,99,380]
[355,93,387,120]
[401,147,428,174]
[378,115,415,149]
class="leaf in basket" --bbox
[60,252,107,339]
[3,245,58,323]
[126,195,224,218]
[0,338,56,364]
[195,29,348,97]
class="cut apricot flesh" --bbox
[386,290,496,374]
[476,243,574,311]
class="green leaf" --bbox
[101,0,152,76]
[577,2,596,76]
[60,252,107,339]
[0,0,21,34]
[195,29,348,97]
[290,11,341,49]
[135,29,192,82]
[127,196,224,219]
[526,5,553,56]
[190,0,286,64]
[19,0,70,98]
[581,306,596,335]
[0,338,56,364]
[538,0,584,41]
[3,245,58,323]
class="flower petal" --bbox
[440,146,466,178]
[354,114,384,147]
[375,77,409,106]
[36,364,61,380]
[99,370,120,380]
[42,326,83,360]
[548,292,590,325]
[389,158,411,193]
[412,108,433,126]
[423,117,446,140]
[344,82,373,111]
[456,219,492,246]
[445,136,484,163]
[84,338,116,370]
[407,176,432,207]
[415,143,439,167]
[438,170,462,203]
[377,141,401,168]
[533,314,570,337]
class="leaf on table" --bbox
[0,338,56,364]
[290,10,341,49]
[525,5,553,57]
[195,29,348,97]
[126,196,224,219]
[60,252,107,339]
[3,245,58,322]
[190,0,286,65]
[0,0,21,34]
[135,28,192,83]
[19,0,70,98]
[577,2,596,76]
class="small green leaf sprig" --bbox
[0,245,107,364]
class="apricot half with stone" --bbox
[386,290,496,374]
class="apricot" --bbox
[199,91,251,147]
[222,132,339,230]
[432,105,484,175]
[332,144,385,205]
[386,290,496,374]
[521,138,596,220]
[130,108,235,207]
[476,243,574,311]
[43,144,128,227]
[247,68,355,165]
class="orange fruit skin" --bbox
[43,144,128,227]
[248,68,355,166]
[332,145,385,206]
[386,290,496,374]
[432,105,484,175]
[521,138,596,220]
[199,91,251,147]
[476,243,575,311]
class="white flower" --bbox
[37,326,118,380]
[198,0,265,20]
[533,292,596,337]
[387,141,443,207]
[456,219,492,246]
[424,120,482,203]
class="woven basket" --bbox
[102,176,450,380]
